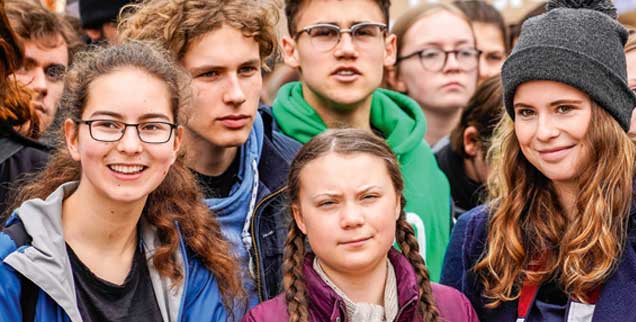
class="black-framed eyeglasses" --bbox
[75,119,177,144]
[396,47,481,72]
[294,22,387,52]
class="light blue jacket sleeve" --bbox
[180,257,229,322]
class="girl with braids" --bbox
[243,129,478,322]
[455,0,636,321]
[0,41,244,322]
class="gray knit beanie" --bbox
[501,0,636,131]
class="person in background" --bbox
[243,129,478,322]
[456,0,636,321]
[438,75,503,290]
[0,0,51,217]
[436,75,503,217]
[78,0,133,45]
[387,3,479,151]
[0,41,246,322]
[6,0,80,135]
[274,0,452,282]
[454,0,509,83]
[120,0,301,307]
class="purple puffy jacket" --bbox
[243,249,479,322]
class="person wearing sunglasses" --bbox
[388,3,479,152]
[272,0,452,282]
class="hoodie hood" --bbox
[272,82,427,157]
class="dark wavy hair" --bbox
[10,41,245,314]
[283,129,439,322]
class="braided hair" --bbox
[283,129,439,322]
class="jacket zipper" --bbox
[393,297,417,322]
[251,185,288,302]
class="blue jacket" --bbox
[0,182,228,322]
[205,106,300,304]
[457,205,636,322]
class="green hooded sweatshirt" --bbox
[272,82,451,281]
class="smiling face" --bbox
[473,22,506,83]
[181,24,262,148]
[65,67,182,205]
[513,80,592,187]
[292,152,400,277]
[281,0,396,111]
[13,35,68,132]
[393,10,477,114]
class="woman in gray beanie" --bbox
[446,0,636,321]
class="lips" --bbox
[441,81,463,90]
[537,145,575,162]
[108,164,146,174]
[331,66,361,82]
[339,236,372,246]
[217,114,250,129]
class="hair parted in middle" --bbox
[10,41,246,315]
[389,2,473,73]
[283,128,440,322]
[118,0,279,68]
[477,105,636,308]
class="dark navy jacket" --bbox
[458,205,636,322]
[250,106,300,301]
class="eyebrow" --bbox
[189,59,261,75]
[513,99,584,109]
[418,39,472,48]
[309,21,372,28]
[88,111,172,122]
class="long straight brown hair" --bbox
[477,105,636,307]
[283,129,439,322]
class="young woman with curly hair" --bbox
[243,129,478,322]
[454,0,636,321]
[0,42,244,322]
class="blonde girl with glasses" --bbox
[243,129,479,322]
[0,42,244,322]
[387,3,479,151]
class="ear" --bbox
[463,126,480,158]
[280,36,301,69]
[385,64,407,93]
[394,195,401,221]
[383,33,397,67]
[171,126,184,165]
[292,204,307,234]
[64,118,81,161]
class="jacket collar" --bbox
[302,248,420,321]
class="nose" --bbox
[535,113,559,141]
[441,52,461,73]
[223,73,247,106]
[25,69,48,97]
[339,201,365,229]
[334,33,358,59]
[116,126,143,154]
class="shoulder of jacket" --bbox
[244,294,290,321]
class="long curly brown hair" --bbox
[9,42,245,314]
[476,105,636,307]
[283,129,439,322]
